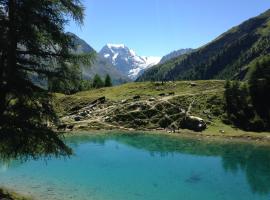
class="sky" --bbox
[65,0,270,57]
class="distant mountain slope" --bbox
[99,44,161,80]
[82,55,131,85]
[137,9,270,82]
[68,33,131,84]
[159,48,193,64]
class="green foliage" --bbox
[138,9,270,82]
[158,115,173,128]
[224,60,270,131]
[92,74,104,88]
[0,0,88,159]
[104,74,112,87]
[249,57,270,122]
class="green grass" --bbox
[53,80,225,116]
[53,80,270,140]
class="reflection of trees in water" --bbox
[0,130,71,165]
[111,133,270,196]
[221,145,270,194]
[245,149,270,194]
[1,132,270,195]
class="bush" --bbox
[158,115,173,128]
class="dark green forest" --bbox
[137,9,270,82]
[0,0,90,159]
[224,56,270,131]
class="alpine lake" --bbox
[1,132,270,200]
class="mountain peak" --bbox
[99,44,160,80]
[106,43,126,49]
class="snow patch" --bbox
[112,53,119,63]
[106,43,125,49]
[104,54,110,58]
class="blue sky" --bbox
[65,0,270,57]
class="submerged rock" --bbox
[185,173,202,183]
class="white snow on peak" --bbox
[128,56,161,79]
[104,54,110,58]
[106,43,125,49]
[129,49,136,57]
[112,53,119,63]
[142,56,161,66]
[100,43,161,80]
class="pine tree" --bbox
[0,0,90,159]
[92,74,104,88]
[104,74,112,87]
[249,57,270,126]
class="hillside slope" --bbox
[159,48,193,64]
[53,81,226,132]
[137,9,270,81]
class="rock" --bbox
[79,112,87,117]
[190,82,197,87]
[149,97,156,101]
[203,109,211,114]
[97,96,106,104]
[207,115,212,120]
[67,125,74,130]
[180,116,206,132]
[57,124,67,130]
[121,99,128,103]
[180,108,186,114]
[74,116,81,121]
[104,116,111,122]
[133,95,141,100]
[159,93,166,97]
[219,130,225,134]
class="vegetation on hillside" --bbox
[224,56,270,131]
[0,0,90,159]
[137,9,270,82]
[53,81,226,132]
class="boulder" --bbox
[121,99,128,103]
[74,116,81,121]
[133,95,141,100]
[159,93,166,97]
[180,116,206,132]
[97,96,106,104]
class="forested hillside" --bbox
[137,9,270,81]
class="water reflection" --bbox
[2,132,270,196]
[67,133,270,195]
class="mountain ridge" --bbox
[68,34,131,84]
[99,44,161,80]
[137,9,270,82]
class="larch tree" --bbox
[0,0,92,160]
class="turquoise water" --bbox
[1,133,270,200]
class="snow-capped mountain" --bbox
[99,44,161,80]
[68,34,131,85]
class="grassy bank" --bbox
[0,188,33,200]
[53,80,270,141]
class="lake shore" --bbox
[0,187,33,200]
[63,127,270,146]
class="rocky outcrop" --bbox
[180,116,207,132]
